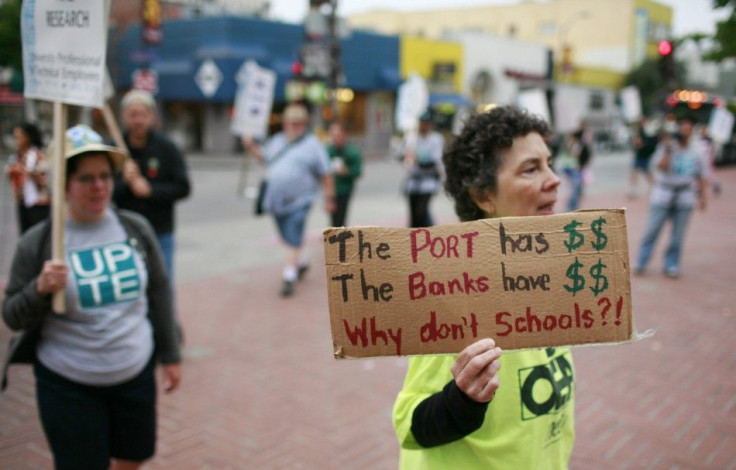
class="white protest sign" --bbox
[21,0,110,108]
[620,86,642,123]
[708,107,735,144]
[396,73,429,133]
[553,86,587,134]
[517,88,551,124]
[231,61,276,139]
[103,68,115,100]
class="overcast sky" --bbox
[269,0,730,36]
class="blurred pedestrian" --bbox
[635,115,708,278]
[4,122,50,233]
[393,106,573,469]
[114,89,191,281]
[698,125,721,197]
[243,104,335,297]
[400,110,444,227]
[628,116,658,198]
[2,125,181,470]
[559,127,591,211]
[326,121,362,227]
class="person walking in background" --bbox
[393,106,573,469]
[559,127,592,211]
[635,115,708,279]
[113,90,191,281]
[243,104,335,297]
[628,116,658,198]
[4,122,50,233]
[2,125,181,470]
[698,124,721,197]
[326,121,362,227]
[400,110,444,227]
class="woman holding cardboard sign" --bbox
[393,106,575,469]
[2,125,181,470]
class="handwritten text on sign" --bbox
[324,209,633,358]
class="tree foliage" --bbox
[706,0,736,61]
[0,0,22,70]
[623,58,667,116]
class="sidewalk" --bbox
[1,167,735,469]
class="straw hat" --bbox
[62,125,127,171]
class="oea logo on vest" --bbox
[517,348,574,421]
[70,242,141,308]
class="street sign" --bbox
[195,60,223,98]
[301,44,332,79]
[132,68,158,94]
[21,0,110,108]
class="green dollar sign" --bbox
[591,217,608,251]
[563,220,584,253]
[564,257,585,296]
[589,258,609,297]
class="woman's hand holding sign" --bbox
[36,260,69,296]
[451,338,503,403]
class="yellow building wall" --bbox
[561,66,627,89]
[633,0,674,58]
[400,36,464,93]
[351,0,674,88]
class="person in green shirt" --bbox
[326,122,362,227]
[393,106,575,469]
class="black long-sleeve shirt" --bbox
[114,130,191,235]
[410,380,490,448]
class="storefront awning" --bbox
[429,93,472,108]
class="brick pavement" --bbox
[1,167,735,469]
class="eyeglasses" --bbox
[72,173,113,185]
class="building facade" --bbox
[113,15,402,154]
[348,0,674,89]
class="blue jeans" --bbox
[636,204,693,272]
[565,169,583,211]
[156,232,175,282]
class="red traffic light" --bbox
[658,40,673,56]
[291,61,303,76]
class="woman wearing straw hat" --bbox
[2,125,181,470]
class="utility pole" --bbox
[327,0,340,121]
[300,0,340,124]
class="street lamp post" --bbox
[558,10,590,81]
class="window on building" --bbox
[590,92,604,111]
[539,22,557,36]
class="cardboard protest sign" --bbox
[324,209,633,358]
[21,0,110,108]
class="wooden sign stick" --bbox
[51,101,68,314]
[100,101,129,154]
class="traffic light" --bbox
[658,39,675,84]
